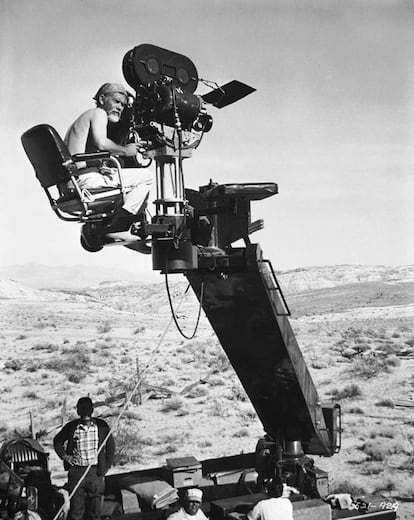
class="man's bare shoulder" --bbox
[73,107,107,125]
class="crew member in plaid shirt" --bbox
[54,397,115,520]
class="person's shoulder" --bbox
[56,418,79,433]
[273,497,293,510]
[73,107,106,124]
[90,107,108,120]
[94,417,110,428]
[166,510,183,520]
[197,509,208,520]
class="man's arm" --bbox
[53,423,77,465]
[247,503,261,520]
[90,108,139,157]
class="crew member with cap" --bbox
[64,82,153,234]
[53,397,115,520]
[167,488,208,520]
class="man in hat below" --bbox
[64,82,153,234]
[167,488,208,520]
[53,397,115,520]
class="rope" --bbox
[51,290,188,520]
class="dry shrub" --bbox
[153,444,178,456]
[209,399,227,417]
[133,326,145,335]
[45,349,91,382]
[329,476,368,496]
[97,321,112,333]
[186,385,209,398]
[330,384,362,400]
[3,359,23,371]
[360,439,408,461]
[229,383,248,402]
[161,396,185,412]
[113,426,145,466]
[375,399,394,408]
[348,407,364,414]
[350,353,391,378]
[233,428,249,438]
[32,342,57,352]
[359,462,384,475]
[209,375,226,386]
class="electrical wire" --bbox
[165,273,204,340]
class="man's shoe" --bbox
[106,208,136,233]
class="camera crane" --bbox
[20,44,397,520]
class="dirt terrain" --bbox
[0,264,413,518]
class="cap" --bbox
[185,489,202,503]
[93,83,128,101]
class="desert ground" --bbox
[0,264,413,518]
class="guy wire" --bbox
[51,288,189,520]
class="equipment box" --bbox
[165,456,202,488]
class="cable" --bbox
[51,292,188,520]
[165,273,204,340]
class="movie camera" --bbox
[120,44,258,272]
[122,44,255,149]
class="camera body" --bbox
[122,44,212,147]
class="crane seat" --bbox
[54,187,123,216]
[21,124,125,223]
[202,182,278,201]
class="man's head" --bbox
[94,83,129,123]
[267,478,284,498]
[76,397,93,422]
[183,488,203,516]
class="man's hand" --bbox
[124,143,141,157]
[63,455,77,466]
[282,484,300,498]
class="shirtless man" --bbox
[65,82,152,232]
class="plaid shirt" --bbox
[72,421,99,466]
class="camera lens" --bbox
[177,67,190,85]
[146,57,160,75]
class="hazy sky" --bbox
[1,0,413,281]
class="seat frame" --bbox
[21,124,127,223]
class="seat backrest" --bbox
[21,124,73,188]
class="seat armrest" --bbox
[72,151,111,162]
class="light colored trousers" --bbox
[77,167,153,215]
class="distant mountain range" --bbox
[0,262,413,293]
[0,263,145,289]
[278,264,414,294]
